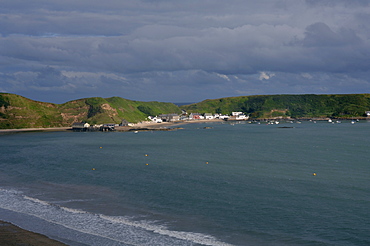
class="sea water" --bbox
[0,121,369,246]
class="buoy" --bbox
[100,147,103,149]
[146,163,149,166]
[313,173,316,176]
[145,154,148,156]
[206,162,209,164]
[92,168,95,170]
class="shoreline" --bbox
[0,127,72,133]
[0,120,224,133]
[0,220,67,246]
[1,117,368,133]
[130,118,224,128]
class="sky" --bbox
[1,0,370,104]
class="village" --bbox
[71,111,249,131]
[71,109,370,132]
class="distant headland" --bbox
[1,93,370,130]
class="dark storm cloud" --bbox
[305,0,370,7]
[1,0,370,103]
[33,66,66,87]
[302,22,361,47]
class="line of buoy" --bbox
[145,153,149,165]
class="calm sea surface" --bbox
[0,121,369,246]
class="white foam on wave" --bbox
[0,188,22,195]
[56,198,94,204]
[100,215,234,246]
[60,206,87,214]
[0,188,141,245]
[0,188,234,246]
[23,195,51,206]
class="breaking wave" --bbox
[0,188,233,246]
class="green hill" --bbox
[2,93,370,129]
[180,94,370,119]
[0,93,181,129]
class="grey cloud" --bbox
[33,66,66,87]
[305,0,370,7]
[302,22,361,47]
[294,22,370,73]
[1,22,300,74]
[1,0,370,103]
[0,11,137,37]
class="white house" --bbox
[232,112,243,116]
[72,122,90,129]
[228,112,249,121]
[219,114,229,120]
[148,116,163,123]
[236,114,249,120]
[204,113,214,120]
[158,114,180,122]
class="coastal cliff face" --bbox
[0,93,181,129]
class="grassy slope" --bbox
[2,93,369,129]
[180,94,370,118]
[0,93,63,128]
[0,93,181,129]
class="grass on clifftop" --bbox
[0,93,181,129]
[180,94,370,118]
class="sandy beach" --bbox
[0,220,67,246]
[0,119,225,133]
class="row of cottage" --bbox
[155,111,370,123]
[148,112,249,123]
[72,112,248,131]
[74,111,370,130]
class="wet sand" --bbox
[0,220,67,246]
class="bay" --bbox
[0,121,369,245]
